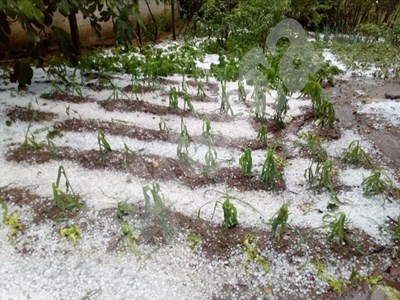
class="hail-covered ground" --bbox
[0,38,399,300]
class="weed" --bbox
[243,234,270,273]
[168,87,179,111]
[65,105,81,119]
[261,147,284,190]
[60,224,81,244]
[304,159,335,192]
[116,201,134,220]
[342,140,373,168]
[52,166,83,211]
[239,147,253,177]
[294,131,327,162]
[362,168,400,201]
[177,120,193,164]
[257,125,268,146]
[269,203,290,237]
[97,129,112,153]
[0,198,23,239]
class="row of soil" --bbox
[6,147,286,192]
[55,118,267,151]
[1,186,398,299]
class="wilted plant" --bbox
[183,93,194,112]
[294,131,327,162]
[239,147,253,177]
[60,224,81,244]
[98,129,112,153]
[238,80,247,102]
[19,124,43,151]
[304,159,335,192]
[142,183,173,241]
[261,147,285,190]
[221,193,239,229]
[269,203,290,237]
[52,166,83,211]
[243,234,270,273]
[204,145,218,180]
[362,168,400,201]
[177,120,193,164]
[168,87,179,111]
[158,117,171,135]
[342,140,373,168]
[220,80,233,116]
[46,128,63,153]
[197,81,208,101]
[253,84,267,119]
[202,116,213,142]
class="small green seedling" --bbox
[269,203,290,237]
[168,87,179,111]
[314,97,336,128]
[239,147,253,177]
[362,168,399,201]
[52,166,83,211]
[261,148,284,190]
[257,125,268,146]
[98,129,112,153]
[60,224,81,244]
[294,131,327,162]
[222,193,239,229]
[342,140,373,168]
[243,234,270,273]
[1,198,23,239]
[116,201,134,220]
[304,159,335,192]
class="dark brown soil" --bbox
[7,106,56,122]
[123,84,160,94]
[6,147,285,192]
[42,92,96,103]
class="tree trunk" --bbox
[68,10,81,55]
[171,0,176,40]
